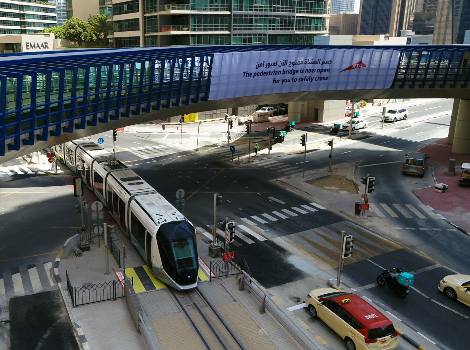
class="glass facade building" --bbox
[331,0,356,14]
[112,0,329,48]
[0,0,57,34]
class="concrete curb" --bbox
[53,258,61,283]
[74,322,91,350]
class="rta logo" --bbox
[340,60,367,72]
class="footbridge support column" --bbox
[288,100,346,123]
[448,99,460,144]
[451,99,470,154]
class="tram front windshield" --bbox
[172,239,196,270]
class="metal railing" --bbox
[159,3,230,11]
[209,259,242,281]
[65,270,125,307]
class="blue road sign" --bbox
[230,145,236,154]
[97,137,104,145]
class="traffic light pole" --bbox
[328,139,334,173]
[247,123,252,163]
[227,118,230,145]
[349,100,354,139]
[336,230,346,288]
[212,192,218,245]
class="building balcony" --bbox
[145,3,230,15]
[151,24,230,35]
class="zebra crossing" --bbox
[0,261,56,299]
[0,164,57,177]
[117,144,174,160]
[199,201,325,245]
[248,158,302,176]
[368,202,438,220]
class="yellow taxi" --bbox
[438,274,470,306]
[306,288,398,350]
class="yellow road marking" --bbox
[143,265,166,289]
[125,267,146,293]
[314,336,327,345]
[198,268,209,282]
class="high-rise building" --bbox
[413,0,438,35]
[65,0,100,21]
[329,13,359,34]
[0,0,57,34]
[440,0,470,44]
[111,0,329,48]
[359,0,416,36]
[54,0,67,25]
[331,0,356,14]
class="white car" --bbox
[256,106,276,114]
[383,107,408,122]
[342,118,368,131]
[237,114,254,125]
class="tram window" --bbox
[118,197,126,228]
[112,192,119,216]
[94,172,104,192]
[131,213,146,249]
[172,239,195,269]
[107,186,113,209]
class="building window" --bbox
[113,19,140,32]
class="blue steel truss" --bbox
[0,44,469,156]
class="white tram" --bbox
[53,140,199,290]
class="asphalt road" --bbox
[106,99,469,350]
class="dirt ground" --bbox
[307,174,359,194]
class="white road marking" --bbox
[261,213,278,221]
[300,204,318,213]
[357,161,402,168]
[385,311,402,322]
[238,225,267,241]
[291,206,308,214]
[418,204,438,218]
[369,204,385,217]
[281,208,298,217]
[272,211,288,219]
[250,215,268,224]
[417,332,437,345]
[405,204,426,219]
[309,202,326,210]
[12,272,24,296]
[287,303,307,312]
[268,196,285,205]
[28,266,42,293]
[10,166,24,175]
[367,258,385,270]
[392,204,412,218]
[240,217,258,226]
[43,262,55,288]
[379,203,399,218]
[198,227,213,241]
[19,166,34,174]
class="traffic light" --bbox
[112,129,117,142]
[245,122,251,134]
[228,119,233,129]
[342,234,354,258]
[366,176,376,193]
[328,139,333,147]
[216,193,223,205]
[300,134,306,146]
[225,221,235,243]
[361,176,367,185]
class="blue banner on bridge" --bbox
[209,48,401,100]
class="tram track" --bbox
[169,287,246,350]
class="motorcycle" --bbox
[376,268,414,298]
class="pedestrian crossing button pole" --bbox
[209,192,224,258]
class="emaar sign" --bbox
[21,35,53,52]
[208,48,401,100]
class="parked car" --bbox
[306,288,399,350]
[255,106,276,115]
[383,107,408,122]
[342,118,368,131]
[459,163,470,186]
[438,274,470,307]
[401,152,426,177]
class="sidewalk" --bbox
[415,137,470,234]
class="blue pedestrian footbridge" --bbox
[0,44,469,161]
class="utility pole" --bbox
[381,106,386,129]
[349,100,354,139]
[328,139,334,172]
[196,121,201,151]
[337,231,345,288]
[180,118,183,144]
